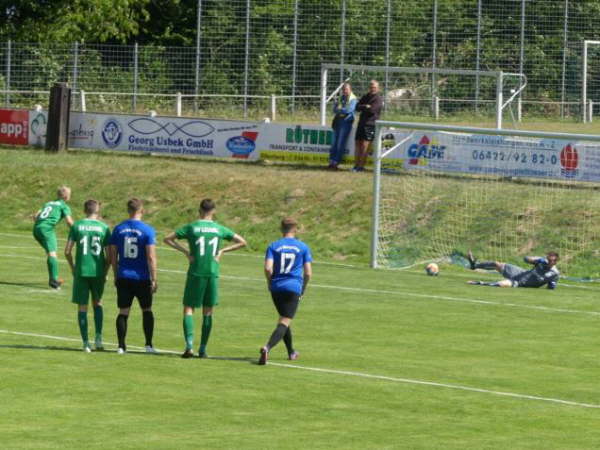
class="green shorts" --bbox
[33,226,57,253]
[71,276,106,305]
[183,275,219,308]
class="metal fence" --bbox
[1,0,600,122]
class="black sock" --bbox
[116,314,128,350]
[474,261,496,270]
[142,310,154,347]
[267,323,288,350]
[283,327,294,354]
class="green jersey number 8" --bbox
[39,206,53,219]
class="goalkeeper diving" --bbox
[466,251,559,289]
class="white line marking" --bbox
[1,328,598,410]
[3,254,598,318]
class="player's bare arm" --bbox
[301,262,312,296]
[64,239,75,275]
[216,234,247,262]
[146,244,158,293]
[163,232,192,262]
[264,258,274,288]
[65,215,74,227]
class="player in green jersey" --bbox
[164,199,246,358]
[64,200,111,352]
[33,186,74,289]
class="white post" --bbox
[583,41,589,123]
[80,90,86,112]
[588,99,593,123]
[517,97,522,122]
[496,72,503,129]
[434,96,440,120]
[370,123,384,269]
[270,94,276,122]
[176,92,182,117]
[320,67,328,126]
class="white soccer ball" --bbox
[425,263,439,276]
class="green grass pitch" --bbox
[2,230,600,449]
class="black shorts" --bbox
[271,291,300,319]
[355,125,375,142]
[116,279,153,309]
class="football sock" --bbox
[183,315,194,350]
[116,314,128,350]
[47,256,59,280]
[267,323,288,350]
[474,261,496,270]
[283,327,294,354]
[142,310,154,347]
[199,315,212,353]
[93,305,103,339]
[77,311,88,345]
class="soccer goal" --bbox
[320,64,527,129]
[370,121,600,279]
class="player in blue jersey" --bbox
[109,198,158,354]
[258,218,312,365]
[466,250,559,289]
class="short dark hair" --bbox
[127,198,143,214]
[84,199,99,215]
[547,251,559,259]
[199,199,216,213]
[281,217,298,234]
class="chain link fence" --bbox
[0,0,599,122]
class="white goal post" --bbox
[582,40,600,123]
[370,120,600,277]
[320,64,527,129]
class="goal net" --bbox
[371,121,600,279]
[320,64,526,129]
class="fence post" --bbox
[496,72,503,129]
[270,95,276,122]
[434,96,440,119]
[588,100,593,123]
[517,97,522,122]
[194,0,202,114]
[475,0,482,113]
[133,42,139,112]
[72,42,79,91]
[431,0,438,116]
[340,0,346,85]
[518,0,525,115]
[80,90,86,112]
[5,40,11,107]
[560,0,569,119]
[384,0,391,109]
[291,0,299,113]
[176,92,182,116]
[243,0,250,119]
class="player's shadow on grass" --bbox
[0,280,45,288]
[0,344,82,352]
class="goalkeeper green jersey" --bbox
[175,220,235,277]
[35,199,71,229]
[68,219,111,277]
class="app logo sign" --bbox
[101,118,123,148]
[407,135,445,165]
[560,143,578,178]
[228,131,258,159]
[0,109,28,145]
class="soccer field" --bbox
[2,230,600,449]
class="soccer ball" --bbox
[425,263,439,276]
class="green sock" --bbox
[183,315,194,350]
[200,315,213,353]
[78,311,88,345]
[93,305,103,341]
[47,256,59,281]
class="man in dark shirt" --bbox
[353,80,383,172]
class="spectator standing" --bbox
[328,83,357,170]
[353,80,383,172]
